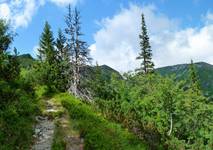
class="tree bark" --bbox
[168,114,173,136]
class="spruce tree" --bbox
[55,28,70,91]
[65,6,91,96]
[56,28,68,61]
[0,19,13,55]
[189,60,200,94]
[0,19,17,81]
[37,21,57,91]
[136,14,154,74]
[0,19,20,105]
[38,21,56,64]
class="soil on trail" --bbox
[32,98,83,150]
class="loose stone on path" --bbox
[32,116,55,150]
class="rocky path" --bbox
[32,116,55,150]
[32,100,56,150]
[32,98,83,150]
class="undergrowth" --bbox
[57,93,147,150]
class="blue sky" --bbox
[0,0,213,71]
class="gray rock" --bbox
[32,118,55,150]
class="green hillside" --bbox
[156,62,213,97]
[18,53,121,81]
[17,54,212,97]
[81,64,122,82]
[17,54,35,68]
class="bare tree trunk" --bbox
[70,47,80,97]
[168,114,173,136]
[73,66,77,97]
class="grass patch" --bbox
[52,121,66,150]
[57,93,147,150]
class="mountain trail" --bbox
[31,97,83,150]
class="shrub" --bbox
[59,93,147,150]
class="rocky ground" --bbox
[32,116,55,150]
[32,98,83,150]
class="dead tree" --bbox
[65,6,91,97]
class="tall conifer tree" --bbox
[56,28,68,61]
[0,19,17,81]
[136,14,154,74]
[189,60,200,94]
[55,28,70,91]
[0,19,13,55]
[38,21,56,64]
[65,5,91,96]
[37,21,57,91]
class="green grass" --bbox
[51,121,66,150]
[57,93,147,150]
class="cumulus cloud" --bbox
[90,4,213,72]
[0,0,78,28]
[33,45,39,57]
[13,0,38,28]
[0,3,10,19]
[203,11,213,24]
[49,0,78,6]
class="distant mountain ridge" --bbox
[156,62,213,97]
[18,54,213,97]
[17,54,35,68]
[17,54,121,81]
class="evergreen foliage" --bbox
[56,28,68,62]
[60,93,147,150]
[36,21,59,91]
[55,28,70,91]
[136,14,154,74]
[38,21,56,64]
[0,5,213,150]
[0,20,14,54]
[94,73,213,149]
[0,19,37,149]
[157,62,213,97]
[189,60,201,94]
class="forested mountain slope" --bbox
[18,53,121,80]
[18,54,213,96]
[156,62,213,97]
[17,54,35,68]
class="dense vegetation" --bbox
[0,4,212,150]
[92,73,213,149]
[57,93,147,150]
[0,20,37,149]
[157,62,213,98]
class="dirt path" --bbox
[32,116,55,150]
[32,100,56,150]
[32,98,83,150]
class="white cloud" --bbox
[13,0,38,28]
[203,11,213,24]
[0,0,78,28]
[33,45,39,57]
[152,25,213,67]
[49,0,78,6]
[0,3,10,19]
[90,4,213,72]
